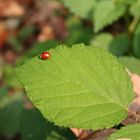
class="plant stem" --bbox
[129,17,140,34]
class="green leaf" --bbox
[90,34,130,56]
[130,0,140,17]
[0,56,4,79]
[3,65,22,88]
[61,0,96,18]
[0,89,76,140]
[20,108,76,140]
[0,87,8,99]
[17,40,59,65]
[118,56,140,75]
[109,34,130,56]
[65,16,92,46]
[15,44,134,130]
[115,0,137,5]
[0,92,23,136]
[90,33,113,50]
[94,1,126,32]
[133,23,140,58]
[18,25,35,41]
[8,36,21,51]
[20,108,51,140]
[26,40,59,58]
[108,124,140,140]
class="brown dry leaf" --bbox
[71,128,83,137]
[125,70,140,105]
[0,0,24,17]
[17,0,33,5]
[0,22,8,47]
[4,50,17,63]
[23,95,33,109]
[133,96,140,106]
[130,74,140,112]
[50,16,68,40]
[83,129,115,140]
[131,74,140,96]
[122,73,140,126]
[38,25,55,42]
[28,0,62,24]
[70,128,115,140]
[71,128,94,140]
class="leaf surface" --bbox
[61,0,96,18]
[118,56,140,75]
[15,44,133,130]
[20,108,75,140]
[108,34,130,56]
[94,1,126,32]
[0,89,23,136]
[0,88,75,140]
[130,0,140,17]
[90,33,113,50]
[108,124,140,140]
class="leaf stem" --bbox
[128,17,140,34]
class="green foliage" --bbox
[20,108,52,140]
[65,16,93,45]
[108,124,140,139]
[61,0,96,18]
[8,25,35,51]
[0,88,76,140]
[3,65,22,88]
[91,33,130,56]
[3,0,140,138]
[90,33,113,50]
[62,0,127,32]
[108,34,130,56]
[130,0,140,17]
[0,56,4,79]
[28,40,59,56]
[8,36,21,50]
[18,26,35,41]
[93,1,126,32]
[17,40,59,65]
[114,0,137,5]
[118,56,140,75]
[0,89,23,136]
[20,108,75,140]
[133,23,140,58]
[15,44,133,130]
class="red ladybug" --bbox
[40,52,50,60]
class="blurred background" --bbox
[0,0,140,140]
